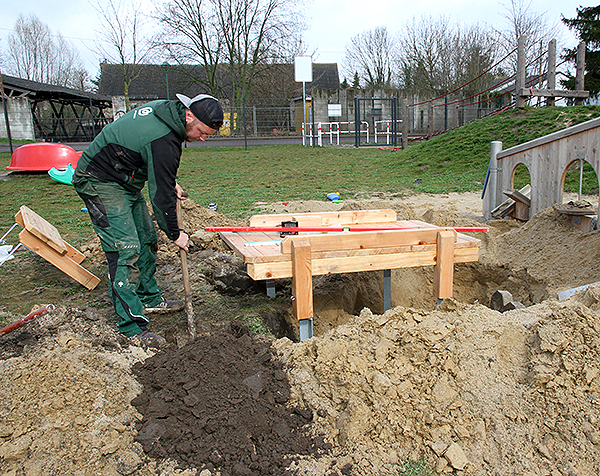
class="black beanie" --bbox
[176,93,224,130]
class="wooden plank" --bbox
[19,205,67,255]
[227,228,480,265]
[519,87,589,99]
[247,246,479,280]
[240,237,480,264]
[18,229,100,290]
[492,184,531,218]
[15,209,85,263]
[433,230,455,299]
[503,189,531,206]
[291,240,313,321]
[280,227,455,254]
[249,209,397,227]
[220,231,285,263]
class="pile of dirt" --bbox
[484,205,600,295]
[0,308,326,476]
[132,322,330,476]
[2,192,600,476]
[276,289,600,475]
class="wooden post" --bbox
[546,39,556,107]
[428,103,434,136]
[401,98,408,149]
[516,36,527,108]
[576,41,586,106]
[291,239,313,339]
[433,230,455,301]
[454,104,459,129]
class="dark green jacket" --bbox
[73,100,187,240]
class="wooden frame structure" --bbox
[219,210,481,340]
[516,38,588,108]
[483,116,600,223]
[14,206,100,290]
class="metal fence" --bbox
[30,100,507,144]
[215,101,501,143]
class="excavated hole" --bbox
[305,262,548,338]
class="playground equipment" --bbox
[6,143,81,172]
[483,116,600,226]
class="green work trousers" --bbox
[75,178,163,336]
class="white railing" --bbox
[305,121,370,145]
[374,119,403,144]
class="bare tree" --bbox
[494,0,562,75]
[5,14,87,88]
[156,0,305,108]
[397,16,452,94]
[342,26,396,89]
[156,0,224,96]
[92,0,157,110]
[397,15,497,97]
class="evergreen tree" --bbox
[562,6,600,98]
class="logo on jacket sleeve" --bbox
[133,107,153,119]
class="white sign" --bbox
[328,104,342,117]
[294,56,312,83]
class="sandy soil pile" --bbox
[277,290,600,475]
[1,192,600,475]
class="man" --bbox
[73,93,223,346]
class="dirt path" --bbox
[1,192,600,475]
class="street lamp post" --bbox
[162,61,170,100]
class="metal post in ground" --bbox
[401,99,408,149]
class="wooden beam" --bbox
[280,227,454,254]
[18,206,67,255]
[15,209,85,264]
[18,229,100,290]
[291,240,313,321]
[503,189,531,207]
[249,209,397,227]
[496,117,600,159]
[519,88,589,99]
[247,246,479,280]
[433,230,456,299]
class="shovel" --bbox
[177,193,196,339]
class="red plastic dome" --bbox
[5,143,81,172]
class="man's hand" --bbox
[174,231,189,252]
[175,183,187,200]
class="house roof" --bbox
[97,62,340,100]
[310,63,340,90]
[1,74,111,104]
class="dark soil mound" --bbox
[131,322,330,475]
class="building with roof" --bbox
[0,75,112,142]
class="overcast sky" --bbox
[0,0,587,80]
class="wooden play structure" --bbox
[13,205,100,290]
[483,116,600,226]
[217,209,481,340]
